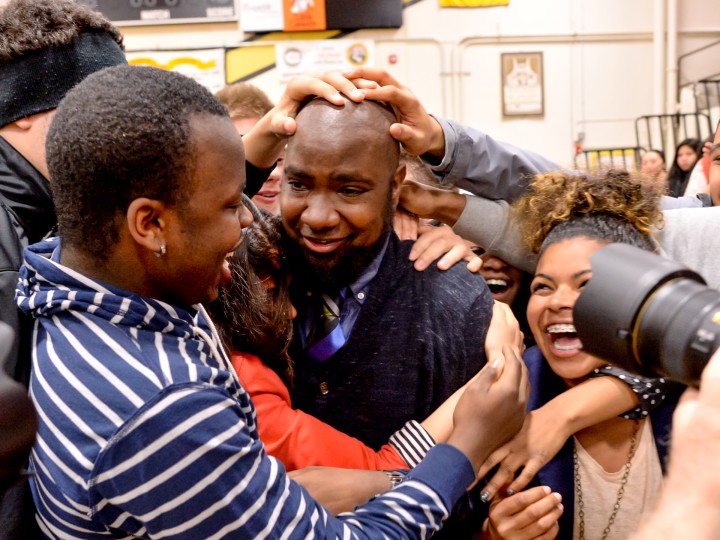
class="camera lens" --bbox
[574,243,720,386]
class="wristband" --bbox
[382,470,407,488]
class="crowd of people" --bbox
[1,1,720,539]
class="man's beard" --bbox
[282,192,394,293]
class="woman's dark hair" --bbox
[644,148,665,164]
[210,198,294,385]
[666,138,701,197]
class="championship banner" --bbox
[275,39,374,82]
[439,0,509,6]
[126,49,226,93]
[241,0,401,32]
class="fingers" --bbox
[393,210,419,241]
[465,255,484,273]
[408,226,450,270]
[436,244,471,271]
[343,67,405,88]
[311,72,369,104]
[501,344,525,395]
[505,458,545,496]
[476,445,511,479]
[408,226,477,272]
[489,487,563,539]
[482,461,518,503]
[481,447,529,502]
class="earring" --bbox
[154,241,167,258]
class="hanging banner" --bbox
[126,49,226,93]
[76,0,238,26]
[240,0,401,32]
[439,0,509,6]
[275,40,374,82]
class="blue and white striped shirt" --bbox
[17,238,474,539]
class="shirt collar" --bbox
[344,233,390,305]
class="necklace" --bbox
[573,419,641,540]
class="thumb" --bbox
[270,116,297,137]
[476,356,505,388]
[389,123,414,147]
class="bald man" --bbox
[280,98,494,531]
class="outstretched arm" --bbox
[478,371,671,502]
[343,67,558,200]
[399,180,537,274]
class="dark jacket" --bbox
[0,136,55,385]
[524,346,678,540]
[290,232,494,448]
[0,136,51,540]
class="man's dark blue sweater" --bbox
[290,231,494,449]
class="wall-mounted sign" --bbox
[275,40,374,82]
[240,0,401,32]
[501,52,544,118]
[75,0,238,26]
[126,49,227,93]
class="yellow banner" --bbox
[439,0,509,6]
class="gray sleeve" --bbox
[427,117,559,201]
[659,195,704,210]
[452,196,537,274]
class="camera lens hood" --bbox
[574,243,704,375]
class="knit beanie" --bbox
[0,32,127,127]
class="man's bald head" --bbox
[290,97,401,176]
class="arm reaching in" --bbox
[447,346,528,472]
[289,467,391,515]
[477,374,654,502]
[422,302,524,444]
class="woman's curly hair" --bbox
[514,169,665,254]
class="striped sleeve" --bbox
[88,384,473,539]
[388,421,436,468]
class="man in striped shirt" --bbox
[16,65,527,538]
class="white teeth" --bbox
[547,324,576,333]
[486,279,508,287]
[554,342,582,351]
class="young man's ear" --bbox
[126,198,170,256]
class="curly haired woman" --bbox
[481,170,682,540]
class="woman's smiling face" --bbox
[526,237,608,385]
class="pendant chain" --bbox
[573,420,641,540]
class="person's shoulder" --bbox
[662,206,720,242]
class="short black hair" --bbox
[47,65,229,260]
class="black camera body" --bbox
[574,243,720,387]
